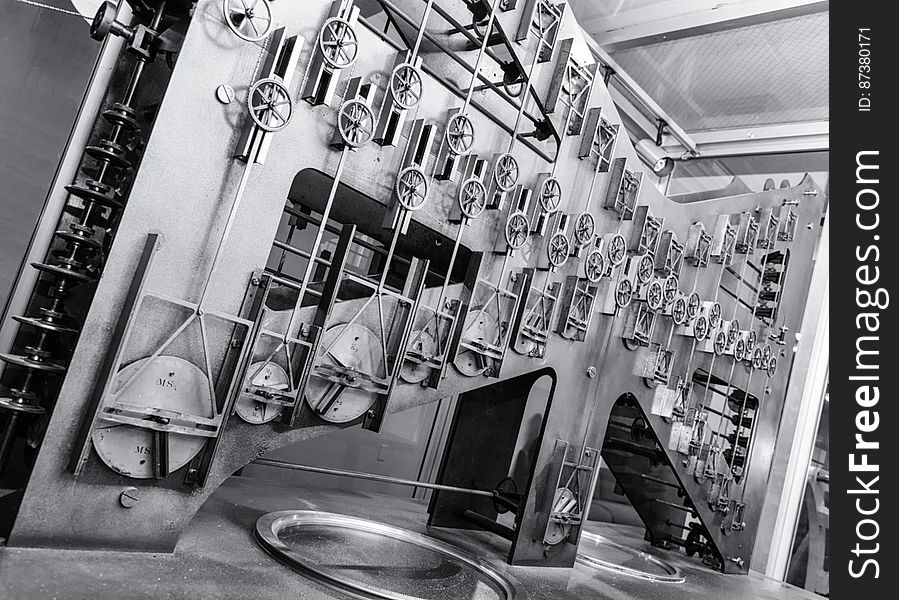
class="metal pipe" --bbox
[252,458,496,498]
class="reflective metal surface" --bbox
[255,510,526,599]
[576,531,685,583]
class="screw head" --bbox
[216,84,236,105]
[120,487,140,508]
[585,366,597,378]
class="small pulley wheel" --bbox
[708,302,722,329]
[767,356,777,377]
[493,153,519,192]
[574,212,595,246]
[646,280,664,311]
[395,167,429,211]
[607,234,627,266]
[319,17,359,69]
[547,232,570,269]
[458,178,487,219]
[492,477,518,515]
[90,1,117,41]
[752,347,765,370]
[247,78,293,132]
[445,114,474,155]
[762,344,772,364]
[615,278,633,309]
[746,330,757,353]
[713,331,727,356]
[337,99,375,147]
[687,292,701,320]
[727,320,740,344]
[733,338,747,362]
[504,211,530,250]
[636,254,654,285]
[538,177,562,213]
[694,315,709,341]
[672,296,688,324]
[663,274,679,304]
[389,63,424,110]
[584,249,605,283]
[223,0,273,43]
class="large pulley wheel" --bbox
[538,177,562,213]
[547,232,571,269]
[493,153,519,192]
[92,356,212,479]
[223,0,273,42]
[400,329,437,384]
[584,249,605,283]
[445,114,474,155]
[389,63,423,110]
[606,234,627,266]
[458,178,487,219]
[545,487,576,545]
[319,17,359,69]
[395,166,429,211]
[247,78,293,132]
[574,212,595,246]
[504,211,530,250]
[615,278,633,309]
[453,309,498,377]
[337,99,375,147]
[305,324,382,423]
[636,254,655,285]
[235,361,289,424]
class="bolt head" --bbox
[119,487,140,508]
[585,366,597,378]
[215,84,236,105]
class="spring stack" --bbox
[0,1,169,476]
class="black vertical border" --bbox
[831,2,894,597]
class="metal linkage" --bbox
[0,1,170,476]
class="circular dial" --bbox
[493,153,519,192]
[615,278,633,309]
[337,99,375,147]
[713,331,727,355]
[663,275,679,304]
[584,249,605,283]
[687,292,701,320]
[694,315,709,341]
[538,177,562,213]
[752,347,765,370]
[445,114,474,155]
[399,329,437,384]
[574,212,595,246]
[395,166,429,211]
[92,356,211,479]
[235,361,289,424]
[671,296,688,324]
[305,324,382,423]
[319,17,359,69]
[247,78,293,132]
[708,302,722,329]
[223,0,273,42]
[606,234,627,266]
[547,232,571,269]
[545,488,576,545]
[645,280,664,311]
[504,211,530,250]
[389,63,423,110]
[453,309,498,377]
[458,178,487,219]
[636,254,655,285]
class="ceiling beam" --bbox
[580,0,829,52]
[663,121,829,158]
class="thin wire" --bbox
[14,0,83,17]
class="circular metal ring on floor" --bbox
[576,531,685,583]
[255,510,527,599]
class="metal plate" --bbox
[577,531,685,583]
[453,309,498,377]
[92,356,211,479]
[235,361,289,424]
[255,511,526,599]
[400,329,437,384]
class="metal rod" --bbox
[252,458,496,498]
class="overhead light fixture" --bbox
[635,120,675,177]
